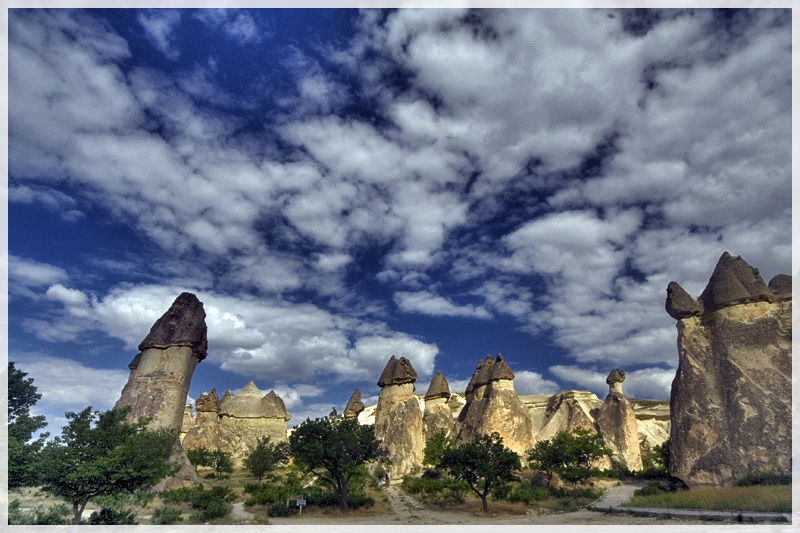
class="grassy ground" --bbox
[626,485,791,513]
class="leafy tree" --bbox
[437,432,521,512]
[245,436,290,480]
[423,429,456,467]
[210,449,234,478]
[527,428,612,487]
[186,446,214,469]
[8,361,49,488]
[38,405,179,524]
[289,409,383,510]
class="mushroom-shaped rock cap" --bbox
[344,389,365,417]
[606,369,626,384]
[138,292,208,360]
[195,389,220,412]
[769,274,792,298]
[665,281,704,319]
[489,354,515,382]
[220,382,263,417]
[261,390,291,421]
[377,355,418,387]
[465,355,495,394]
[425,371,451,400]
[698,252,772,311]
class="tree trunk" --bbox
[336,475,349,511]
[72,500,88,525]
[480,492,489,513]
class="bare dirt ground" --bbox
[267,480,732,526]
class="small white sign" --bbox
[296,499,306,506]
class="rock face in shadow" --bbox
[343,389,365,419]
[457,354,533,455]
[666,252,792,487]
[114,292,207,489]
[181,384,291,466]
[374,356,425,477]
[423,371,456,440]
[595,369,642,471]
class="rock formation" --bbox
[343,389,365,419]
[423,371,456,440]
[374,355,425,476]
[666,252,791,487]
[595,369,642,471]
[180,405,194,440]
[114,292,207,488]
[181,384,291,466]
[457,354,533,455]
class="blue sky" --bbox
[7,8,792,431]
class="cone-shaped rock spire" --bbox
[344,389,365,418]
[425,370,451,400]
[138,292,208,360]
[377,355,418,387]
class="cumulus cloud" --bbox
[395,291,492,319]
[550,365,675,400]
[9,255,68,298]
[194,9,266,44]
[138,10,182,60]
[514,370,560,396]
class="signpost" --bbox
[296,498,306,515]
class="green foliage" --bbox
[634,480,668,497]
[268,501,297,516]
[402,476,469,507]
[8,362,49,488]
[527,428,611,487]
[655,439,670,470]
[505,482,549,504]
[423,429,456,467]
[628,484,791,513]
[86,507,138,524]
[735,470,792,486]
[289,409,383,510]
[438,432,521,512]
[186,446,234,478]
[187,446,214,468]
[38,405,180,524]
[8,499,71,525]
[160,485,235,521]
[244,471,304,507]
[245,436,290,480]
[151,505,183,524]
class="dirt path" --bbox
[230,502,257,524]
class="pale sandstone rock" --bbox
[344,389,365,418]
[423,371,456,440]
[114,292,207,489]
[595,369,643,471]
[180,405,194,440]
[374,356,425,476]
[666,252,791,487]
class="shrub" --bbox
[421,468,442,479]
[8,500,71,525]
[506,482,549,504]
[160,485,235,521]
[402,476,469,507]
[267,502,296,516]
[634,481,667,497]
[735,470,792,486]
[151,506,182,525]
[86,507,138,524]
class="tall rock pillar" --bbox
[595,369,642,471]
[374,355,425,477]
[423,371,456,440]
[666,252,792,487]
[114,292,208,488]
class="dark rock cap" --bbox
[261,390,290,420]
[665,281,704,319]
[344,389,365,417]
[196,389,220,412]
[606,369,626,384]
[138,292,208,360]
[489,354,515,382]
[465,355,495,394]
[425,371,451,400]
[697,252,772,311]
[377,355,418,387]
[768,274,792,298]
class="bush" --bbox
[87,507,138,525]
[506,482,549,504]
[268,502,296,516]
[735,470,792,486]
[160,485,235,521]
[548,486,601,500]
[402,476,469,507]
[8,500,71,525]
[634,481,667,497]
[151,506,183,525]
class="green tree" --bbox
[8,361,49,488]
[245,436,290,480]
[527,428,612,487]
[423,429,456,467]
[38,406,179,524]
[186,446,214,470]
[210,449,234,478]
[437,432,521,512]
[289,409,383,510]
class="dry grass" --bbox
[627,485,791,513]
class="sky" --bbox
[6,7,792,433]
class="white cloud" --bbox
[514,370,560,396]
[194,9,266,44]
[395,291,492,319]
[137,10,182,60]
[9,255,68,289]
